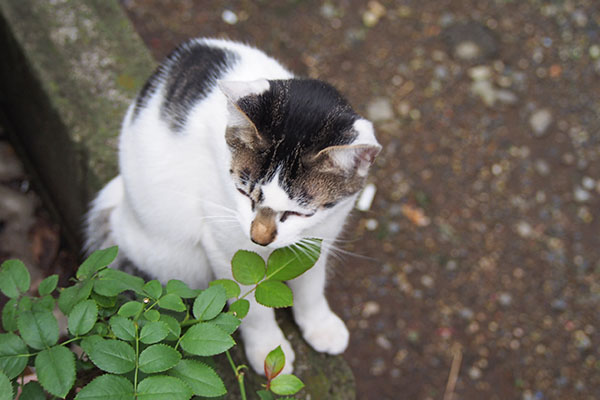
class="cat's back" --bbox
[129,38,292,131]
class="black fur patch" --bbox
[132,40,239,131]
[236,79,358,196]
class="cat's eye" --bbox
[280,210,315,222]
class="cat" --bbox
[85,38,381,374]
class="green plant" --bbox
[0,240,321,400]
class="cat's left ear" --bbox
[313,119,381,177]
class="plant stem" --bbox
[226,350,247,400]
[134,323,140,394]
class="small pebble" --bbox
[468,366,482,380]
[365,218,379,231]
[221,10,238,25]
[361,301,381,318]
[456,41,481,60]
[366,97,394,121]
[375,334,393,350]
[574,187,591,202]
[529,109,553,137]
[421,275,434,288]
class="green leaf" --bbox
[68,300,98,336]
[0,259,31,298]
[58,279,94,314]
[180,323,235,356]
[139,321,169,344]
[255,281,293,308]
[138,344,181,373]
[81,336,136,374]
[143,280,163,299]
[0,333,29,379]
[35,345,76,398]
[209,279,240,299]
[257,390,276,400]
[168,359,226,397]
[91,292,117,308]
[266,241,321,281]
[209,313,241,335]
[94,268,144,297]
[109,315,136,341]
[269,374,304,396]
[75,374,134,400]
[144,309,160,321]
[231,250,265,285]
[0,371,11,400]
[165,279,198,299]
[38,274,59,296]
[193,285,227,321]
[17,308,58,349]
[158,293,186,312]
[118,301,144,318]
[32,294,55,312]
[77,246,118,279]
[20,381,46,400]
[229,299,250,319]
[264,345,285,380]
[160,314,181,341]
[2,298,18,332]
[137,375,192,400]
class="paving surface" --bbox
[2,1,599,399]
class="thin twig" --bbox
[443,343,463,400]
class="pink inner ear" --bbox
[357,146,380,164]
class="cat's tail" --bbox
[83,176,123,256]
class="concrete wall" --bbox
[0,0,355,398]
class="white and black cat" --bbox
[85,38,380,374]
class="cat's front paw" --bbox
[298,310,349,354]
[243,331,295,375]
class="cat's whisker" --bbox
[170,190,239,216]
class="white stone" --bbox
[529,108,553,137]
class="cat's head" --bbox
[219,78,381,248]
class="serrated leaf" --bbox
[269,374,304,395]
[0,333,29,379]
[137,375,192,400]
[68,300,98,336]
[91,322,109,336]
[266,241,321,281]
[168,359,226,397]
[94,268,144,297]
[143,280,163,299]
[139,321,169,344]
[264,345,285,380]
[160,314,181,341]
[255,281,293,308]
[180,323,235,356]
[138,344,181,373]
[109,315,136,341]
[91,292,117,308]
[209,279,240,299]
[58,279,94,314]
[209,313,241,335]
[144,309,160,321]
[32,294,55,312]
[77,246,118,280]
[257,390,276,400]
[17,308,58,349]
[118,301,144,318]
[0,371,11,400]
[193,286,227,321]
[231,250,265,285]
[165,280,198,299]
[81,336,136,374]
[2,298,18,332]
[75,374,134,400]
[35,345,76,398]
[158,293,186,312]
[38,274,59,296]
[0,259,31,298]
[20,381,45,400]
[229,299,250,319]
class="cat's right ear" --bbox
[219,80,269,148]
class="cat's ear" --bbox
[312,119,381,177]
[219,80,269,148]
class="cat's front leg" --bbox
[238,293,295,374]
[288,253,349,354]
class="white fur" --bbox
[86,38,374,374]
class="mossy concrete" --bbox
[0,0,355,398]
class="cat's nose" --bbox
[250,207,277,246]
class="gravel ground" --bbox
[2,1,599,399]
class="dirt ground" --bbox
[2,0,599,399]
